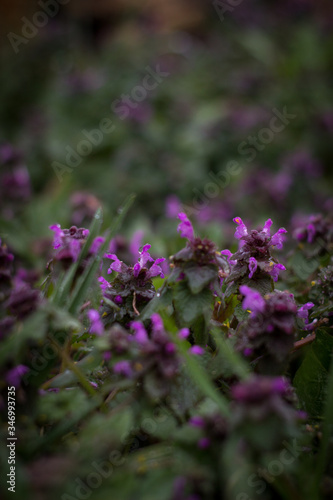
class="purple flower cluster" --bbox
[108,314,182,397]
[99,244,165,323]
[106,314,205,399]
[107,243,165,280]
[236,286,307,372]
[224,217,287,290]
[231,376,303,448]
[293,213,333,246]
[49,224,105,265]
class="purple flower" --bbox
[87,309,104,336]
[189,416,205,428]
[297,302,314,324]
[166,195,182,218]
[248,257,258,279]
[270,227,287,249]
[103,351,112,362]
[198,437,211,449]
[177,213,194,242]
[49,225,89,262]
[113,360,133,377]
[131,321,149,344]
[129,230,144,263]
[136,244,154,272]
[107,244,165,280]
[232,376,290,402]
[221,249,237,266]
[106,254,124,273]
[268,263,286,282]
[114,295,123,305]
[90,236,105,254]
[292,214,331,245]
[98,276,111,290]
[236,291,298,371]
[151,313,164,333]
[189,345,205,355]
[239,285,265,316]
[6,365,29,387]
[262,218,273,235]
[178,328,190,339]
[49,224,64,249]
[146,258,166,279]
[233,217,248,239]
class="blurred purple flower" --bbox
[90,236,105,255]
[177,213,195,242]
[166,195,182,218]
[297,302,314,324]
[239,285,265,316]
[189,346,205,355]
[6,365,29,387]
[113,360,133,378]
[87,309,104,336]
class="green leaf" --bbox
[0,309,48,366]
[140,285,173,321]
[211,328,250,380]
[289,250,319,280]
[175,338,230,417]
[184,265,217,294]
[79,408,133,451]
[173,282,213,324]
[45,349,103,388]
[294,329,333,417]
[242,273,274,296]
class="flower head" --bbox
[268,263,286,282]
[225,217,288,288]
[106,244,165,280]
[297,302,314,324]
[237,291,299,373]
[233,217,248,239]
[270,228,287,249]
[49,225,90,263]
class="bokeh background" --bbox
[1,0,333,265]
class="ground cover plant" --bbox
[0,1,333,499]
